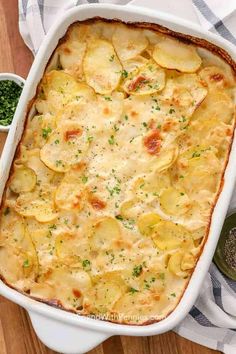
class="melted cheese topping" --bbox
[0,20,235,325]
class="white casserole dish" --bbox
[0,2,236,353]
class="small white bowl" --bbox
[0,73,25,132]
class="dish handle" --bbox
[28,311,110,354]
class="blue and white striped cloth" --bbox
[18,1,236,353]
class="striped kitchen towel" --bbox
[18,1,236,353]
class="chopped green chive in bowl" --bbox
[0,79,23,127]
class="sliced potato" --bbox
[44,267,92,309]
[132,171,171,203]
[152,221,192,250]
[58,40,86,78]
[160,187,191,216]
[112,24,148,61]
[120,199,138,219]
[83,39,122,94]
[30,229,56,266]
[40,121,89,172]
[37,71,95,115]
[90,217,121,250]
[26,149,55,186]
[123,60,165,95]
[15,190,57,222]
[0,211,38,278]
[10,166,36,194]
[97,91,124,124]
[122,56,148,74]
[184,169,219,195]
[157,73,207,119]
[168,252,189,277]
[55,181,86,211]
[192,89,234,124]
[153,144,179,172]
[199,65,235,90]
[0,208,25,246]
[178,146,220,185]
[55,232,81,261]
[152,37,201,72]
[0,245,37,283]
[113,291,169,324]
[181,252,196,271]
[41,70,79,97]
[137,213,162,236]
[83,272,126,313]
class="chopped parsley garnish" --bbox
[87,136,93,143]
[129,287,138,294]
[142,122,148,128]
[192,151,201,158]
[104,96,112,101]
[81,175,88,184]
[115,214,123,221]
[180,192,185,196]
[132,264,143,277]
[169,108,175,114]
[55,160,63,167]
[108,135,115,145]
[170,292,176,297]
[113,124,119,132]
[42,127,52,139]
[49,224,57,230]
[121,70,128,79]
[124,115,129,121]
[179,116,187,123]
[82,259,91,270]
[0,80,23,126]
[23,259,29,268]
[109,54,115,62]
[54,139,60,144]
[122,219,135,230]
[106,184,121,197]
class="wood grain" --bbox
[0,0,220,353]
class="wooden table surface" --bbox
[0,1,221,353]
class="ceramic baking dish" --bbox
[0,2,236,353]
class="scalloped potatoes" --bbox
[0,19,235,325]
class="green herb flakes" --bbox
[129,287,138,294]
[82,259,91,270]
[108,135,115,145]
[0,80,23,126]
[42,127,52,139]
[23,259,29,268]
[132,264,143,277]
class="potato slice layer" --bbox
[83,39,122,94]
[192,89,234,124]
[137,213,162,236]
[152,37,201,72]
[153,145,179,172]
[40,121,89,172]
[10,166,36,194]
[152,221,192,250]
[168,251,195,277]
[112,25,148,61]
[123,60,165,95]
[90,217,121,250]
[15,190,57,222]
[160,187,191,216]
[55,182,86,211]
